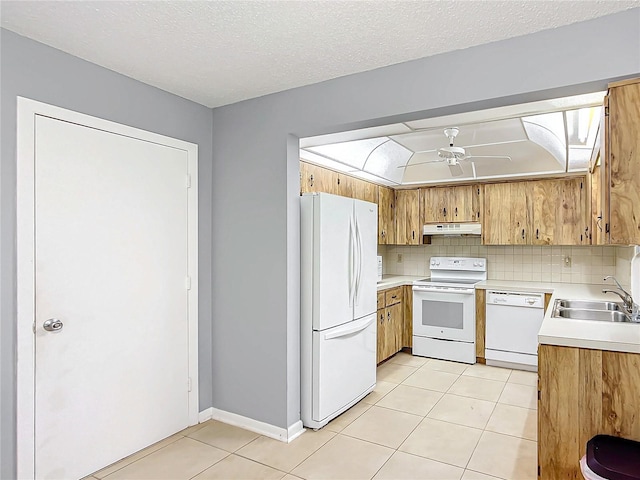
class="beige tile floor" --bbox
[88,353,537,480]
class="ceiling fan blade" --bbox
[412,148,437,154]
[464,155,512,161]
[398,158,444,168]
[448,163,464,177]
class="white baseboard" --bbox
[198,407,213,423]
[286,420,305,443]
[210,408,306,443]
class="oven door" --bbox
[412,286,476,342]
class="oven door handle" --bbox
[412,286,476,295]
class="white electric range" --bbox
[412,257,487,364]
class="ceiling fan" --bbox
[408,127,512,177]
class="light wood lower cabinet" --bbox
[377,286,413,363]
[538,344,640,479]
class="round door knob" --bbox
[43,318,63,332]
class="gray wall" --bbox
[0,29,214,478]
[210,8,640,429]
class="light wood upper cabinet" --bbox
[378,186,396,244]
[421,185,480,223]
[395,189,421,245]
[556,177,588,245]
[422,187,449,223]
[510,181,531,245]
[300,161,338,195]
[604,79,640,244]
[531,180,556,245]
[484,178,587,245]
[352,176,378,204]
[483,183,511,244]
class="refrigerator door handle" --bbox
[354,215,362,305]
[348,214,356,307]
[324,316,374,340]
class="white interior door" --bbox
[34,115,191,479]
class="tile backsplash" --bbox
[379,237,625,286]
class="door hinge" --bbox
[604,106,609,116]
[188,377,192,392]
[186,276,192,290]
[186,174,192,188]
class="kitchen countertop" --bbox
[377,275,427,290]
[477,280,640,354]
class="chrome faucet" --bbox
[603,276,640,322]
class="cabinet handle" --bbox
[380,313,384,324]
[522,229,525,239]
[443,207,447,217]
[391,295,397,299]
[536,228,539,240]
[455,207,458,217]
[412,231,415,240]
[309,174,314,187]
[387,311,391,322]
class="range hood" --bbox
[423,223,481,236]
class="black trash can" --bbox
[580,435,640,480]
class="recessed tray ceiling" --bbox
[300,91,605,186]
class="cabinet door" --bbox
[395,189,420,245]
[352,177,378,204]
[376,309,387,364]
[402,286,413,349]
[531,179,557,245]
[483,183,511,244]
[591,165,604,245]
[422,187,449,223]
[556,177,588,245]
[472,185,483,223]
[450,185,474,222]
[378,186,396,244]
[387,302,403,357]
[510,182,531,244]
[337,173,354,198]
[608,81,640,244]
[300,162,339,195]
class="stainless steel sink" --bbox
[556,300,622,311]
[555,309,629,322]
[552,298,632,323]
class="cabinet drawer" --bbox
[377,291,385,310]
[385,287,403,307]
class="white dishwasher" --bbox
[485,290,544,371]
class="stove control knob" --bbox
[473,262,478,267]
[431,260,436,266]
[479,262,484,267]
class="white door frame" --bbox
[16,97,199,479]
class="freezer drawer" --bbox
[312,314,376,423]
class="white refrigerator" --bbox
[300,192,377,429]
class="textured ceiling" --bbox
[2,1,638,107]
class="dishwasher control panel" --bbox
[487,290,544,308]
